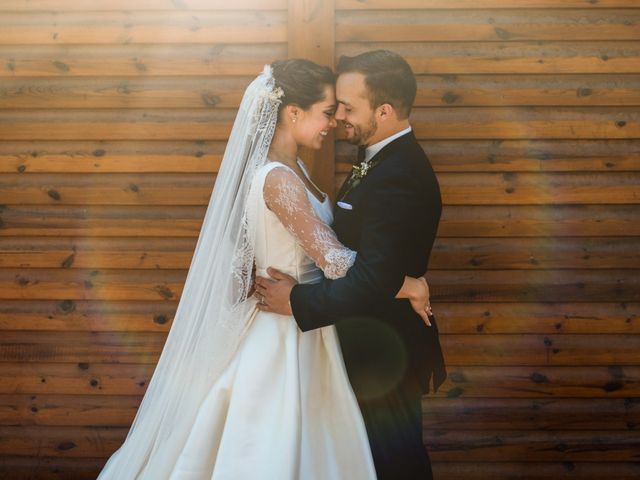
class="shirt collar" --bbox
[364,126,412,163]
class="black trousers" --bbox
[337,315,434,479]
[357,381,433,480]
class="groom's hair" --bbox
[336,50,416,119]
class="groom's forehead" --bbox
[336,74,369,104]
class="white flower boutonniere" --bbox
[338,156,384,202]
[351,161,371,181]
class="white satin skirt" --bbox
[166,308,376,479]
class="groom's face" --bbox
[335,72,378,146]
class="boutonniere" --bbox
[352,160,372,181]
[338,155,384,201]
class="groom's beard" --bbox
[346,116,378,146]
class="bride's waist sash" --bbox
[256,262,323,285]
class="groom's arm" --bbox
[290,168,426,332]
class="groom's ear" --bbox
[376,103,394,122]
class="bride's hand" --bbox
[408,276,432,327]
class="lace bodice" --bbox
[246,160,356,284]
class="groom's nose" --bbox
[335,104,346,121]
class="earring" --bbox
[292,117,297,123]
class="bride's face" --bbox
[292,85,338,150]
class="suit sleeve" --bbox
[290,168,423,332]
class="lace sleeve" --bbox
[263,165,356,279]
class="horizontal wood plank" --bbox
[0,456,104,480]
[0,363,151,396]
[434,303,640,334]
[3,171,639,205]
[407,107,640,140]
[0,173,216,205]
[425,430,640,462]
[0,268,187,301]
[439,172,640,205]
[0,205,206,237]
[0,141,223,173]
[431,462,640,480]
[1,138,638,174]
[2,107,638,141]
[0,237,196,269]
[0,300,175,332]
[0,44,286,77]
[0,0,287,10]
[408,139,640,172]
[422,397,640,430]
[438,365,640,398]
[438,205,640,237]
[3,363,640,398]
[0,268,636,302]
[0,77,249,110]
[8,395,639,430]
[0,394,140,427]
[1,427,639,461]
[0,12,286,45]
[0,331,167,364]
[1,236,638,270]
[1,459,640,480]
[3,75,638,110]
[429,269,640,302]
[441,334,640,366]
[337,42,640,75]
[0,110,234,141]
[2,301,638,335]
[0,425,125,457]
[336,10,640,42]
[2,205,638,238]
[3,331,640,366]
[411,74,640,107]
[337,0,640,9]
[430,237,640,269]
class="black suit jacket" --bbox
[290,131,446,395]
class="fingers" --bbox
[423,304,433,327]
[416,309,430,326]
[254,276,269,287]
[266,267,284,280]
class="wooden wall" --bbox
[1,0,639,478]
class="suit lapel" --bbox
[335,131,417,205]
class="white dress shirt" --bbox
[363,126,412,163]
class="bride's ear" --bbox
[284,104,302,125]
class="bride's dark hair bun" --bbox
[271,59,335,116]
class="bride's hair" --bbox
[271,59,335,118]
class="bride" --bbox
[98,59,431,479]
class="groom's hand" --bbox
[254,267,296,315]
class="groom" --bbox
[256,50,446,479]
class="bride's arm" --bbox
[263,166,355,280]
[263,166,432,324]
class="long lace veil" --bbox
[98,65,283,478]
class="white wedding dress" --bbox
[158,160,376,479]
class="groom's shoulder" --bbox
[377,139,433,182]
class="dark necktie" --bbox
[356,145,367,164]
[337,145,368,201]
